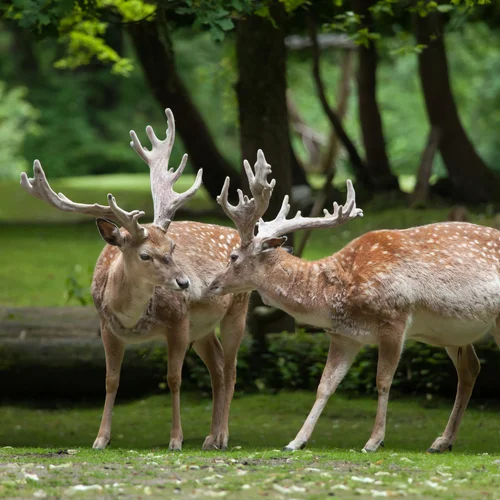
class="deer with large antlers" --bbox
[21,110,249,451]
[211,150,500,453]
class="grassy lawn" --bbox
[1,173,213,224]
[1,392,500,498]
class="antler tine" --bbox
[256,180,363,239]
[156,166,204,230]
[130,108,203,230]
[21,160,148,240]
[216,149,276,247]
[107,194,148,239]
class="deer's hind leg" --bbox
[362,328,405,452]
[192,333,226,450]
[93,322,125,449]
[427,344,480,453]
[165,318,190,451]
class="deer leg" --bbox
[166,320,190,451]
[218,293,249,450]
[362,333,405,452]
[192,333,226,451]
[427,344,480,453]
[93,323,125,449]
[284,335,362,451]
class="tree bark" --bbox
[236,5,295,335]
[415,11,500,203]
[8,21,40,85]
[321,49,355,174]
[410,126,441,207]
[236,6,292,221]
[355,0,399,191]
[128,19,241,201]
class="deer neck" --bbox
[105,256,155,329]
[255,251,344,322]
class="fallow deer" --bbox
[20,109,249,451]
[210,150,500,453]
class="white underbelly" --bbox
[293,311,332,329]
[407,310,494,347]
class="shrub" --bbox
[151,331,500,400]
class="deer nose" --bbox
[176,277,190,290]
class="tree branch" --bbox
[306,15,372,189]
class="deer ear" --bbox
[259,236,287,252]
[96,218,125,247]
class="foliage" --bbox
[64,264,93,305]
[0,82,39,180]
[142,330,500,400]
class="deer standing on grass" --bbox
[210,150,500,453]
[20,109,249,451]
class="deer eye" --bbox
[230,253,238,263]
[140,253,150,261]
[163,255,171,265]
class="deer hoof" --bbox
[169,437,183,451]
[282,441,306,452]
[92,436,110,450]
[362,439,384,453]
[202,433,228,451]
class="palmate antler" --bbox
[216,148,362,247]
[256,180,363,240]
[217,149,276,247]
[20,160,148,240]
[130,108,203,230]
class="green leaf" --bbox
[437,4,454,12]
[214,17,234,31]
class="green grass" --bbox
[1,173,213,224]
[1,392,500,498]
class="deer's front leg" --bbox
[93,323,125,450]
[362,332,405,453]
[166,320,190,451]
[192,333,225,450]
[218,293,249,450]
[284,335,362,451]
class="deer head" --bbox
[210,150,363,294]
[21,109,202,290]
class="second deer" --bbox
[21,110,249,451]
[210,151,500,453]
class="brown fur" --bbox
[211,221,500,452]
[91,220,249,451]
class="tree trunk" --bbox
[410,126,441,207]
[320,49,355,174]
[8,21,40,85]
[128,19,241,201]
[236,5,295,335]
[355,0,399,191]
[236,6,292,220]
[415,11,500,203]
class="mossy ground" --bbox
[1,392,500,498]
